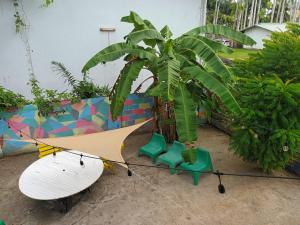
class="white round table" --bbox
[19,150,103,201]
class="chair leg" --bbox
[152,157,157,164]
[137,151,142,157]
[169,166,176,175]
[193,172,200,186]
[155,158,161,165]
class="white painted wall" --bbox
[243,27,271,49]
[0,0,206,99]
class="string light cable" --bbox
[1,117,300,194]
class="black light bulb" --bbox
[127,169,132,176]
[80,154,84,166]
[19,132,23,137]
[216,170,225,194]
[218,184,225,194]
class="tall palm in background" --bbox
[82,11,255,143]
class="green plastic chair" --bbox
[138,133,167,163]
[0,220,6,225]
[156,141,186,174]
[179,147,213,185]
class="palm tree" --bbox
[81,11,255,143]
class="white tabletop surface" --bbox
[19,150,104,200]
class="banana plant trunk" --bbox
[155,99,177,143]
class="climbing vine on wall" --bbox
[13,0,25,33]
[12,0,54,33]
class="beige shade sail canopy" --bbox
[22,119,151,168]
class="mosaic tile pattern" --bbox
[0,94,154,155]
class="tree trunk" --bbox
[279,0,286,23]
[249,0,255,26]
[216,0,220,24]
[255,0,262,24]
[252,0,258,25]
[271,0,277,22]
[213,0,220,25]
[243,0,249,29]
[276,0,283,22]
[200,0,208,25]
[158,101,177,143]
[291,0,298,22]
[294,1,300,22]
[152,76,177,143]
[234,2,239,29]
[237,8,243,31]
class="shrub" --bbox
[28,76,73,117]
[233,23,300,82]
[0,86,28,112]
[230,76,300,172]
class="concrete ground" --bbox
[0,126,300,225]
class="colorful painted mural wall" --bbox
[0,94,154,156]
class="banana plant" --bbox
[82,11,255,144]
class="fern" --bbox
[51,61,77,88]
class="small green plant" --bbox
[230,76,300,172]
[0,86,28,112]
[28,75,72,117]
[51,61,111,99]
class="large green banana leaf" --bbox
[179,37,231,80]
[122,12,158,47]
[121,11,145,26]
[127,29,164,45]
[196,36,233,54]
[158,58,180,101]
[110,60,145,120]
[81,43,156,73]
[174,82,198,142]
[146,83,165,100]
[185,24,256,46]
[160,25,173,39]
[174,53,195,68]
[183,66,241,114]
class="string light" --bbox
[216,170,225,194]
[125,162,132,176]
[80,154,84,166]
[1,117,300,195]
